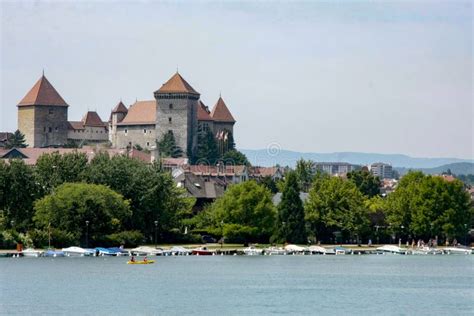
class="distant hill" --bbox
[395,162,474,176]
[240,149,474,170]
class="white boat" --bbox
[243,246,263,256]
[409,247,443,255]
[284,244,307,254]
[166,246,191,256]
[443,247,471,255]
[62,247,94,257]
[264,246,287,255]
[308,245,327,254]
[21,248,44,257]
[376,245,407,254]
[129,246,163,256]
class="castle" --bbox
[17,72,236,156]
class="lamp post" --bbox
[465,224,468,246]
[154,220,158,247]
[85,220,89,248]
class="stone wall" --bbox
[155,95,198,157]
[18,105,68,147]
[115,124,156,149]
[67,126,108,142]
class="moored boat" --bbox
[165,246,191,256]
[443,247,471,255]
[21,248,44,257]
[62,246,95,257]
[130,246,163,256]
[44,250,65,257]
[284,244,307,254]
[376,245,407,254]
[263,246,287,255]
[192,247,213,256]
[308,245,327,255]
[243,246,263,256]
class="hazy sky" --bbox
[1,1,472,158]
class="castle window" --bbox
[55,127,58,132]
[48,127,52,133]
[43,127,46,132]
[146,142,150,147]
[169,104,173,110]
[125,129,128,135]
[144,129,147,134]
[49,109,54,115]
[168,130,173,135]
[168,117,172,124]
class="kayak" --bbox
[127,260,155,264]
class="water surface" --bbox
[1,255,473,315]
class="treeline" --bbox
[1,154,472,249]
[0,152,196,248]
[188,163,473,245]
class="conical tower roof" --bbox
[112,101,128,113]
[154,72,199,95]
[18,75,68,107]
[211,97,235,123]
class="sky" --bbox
[0,1,472,159]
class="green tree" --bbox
[34,183,131,247]
[274,171,307,244]
[305,175,370,243]
[295,159,315,192]
[0,159,39,231]
[5,130,28,148]
[194,129,219,164]
[190,181,276,243]
[221,149,250,166]
[35,151,88,194]
[386,171,473,241]
[260,176,279,194]
[347,170,381,197]
[157,132,183,158]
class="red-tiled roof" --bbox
[249,167,280,177]
[82,111,106,127]
[118,100,156,125]
[112,101,128,113]
[18,75,68,107]
[187,165,246,176]
[155,72,199,95]
[197,100,213,121]
[68,121,85,130]
[211,97,235,123]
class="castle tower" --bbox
[154,72,200,157]
[109,101,128,146]
[17,74,69,147]
[210,96,236,135]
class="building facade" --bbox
[370,162,393,179]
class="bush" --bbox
[105,230,144,247]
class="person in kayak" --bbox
[143,256,147,262]
[130,256,135,262]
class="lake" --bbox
[1,254,473,315]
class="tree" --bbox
[305,175,370,244]
[260,176,279,194]
[295,159,315,192]
[386,171,473,241]
[347,170,381,198]
[194,129,219,164]
[274,171,307,244]
[35,151,88,194]
[34,183,132,247]
[221,149,250,166]
[190,181,276,243]
[157,132,183,158]
[0,159,39,231]
[5,130,28,148]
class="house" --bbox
[0,132,13,148]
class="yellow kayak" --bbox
[127,260,155,264]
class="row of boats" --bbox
[13,244,473,257]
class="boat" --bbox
[62,247,95,257]
[308,245,327,254]
[243,246,263,256]
[192,247,213,256]
[284,244,307,254]
[21,248,44,257]
[44,250,65,257]
[263,246,287,255]
[334,246,351,255]
[376,245,407,254]
[165,246,191,256]
[443,247,471,255]
[409,247,443,255]
[127,259,155,264]
[95,247,117,256]
[107,247,129,256]
[129,246,163,256]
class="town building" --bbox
[370,162,393,179]
[314,162,360,176]
[0,132,13,148]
